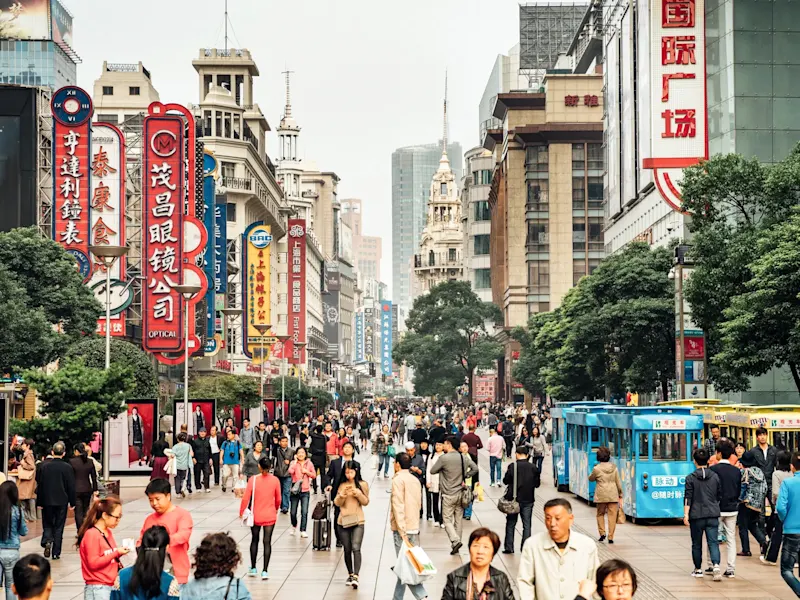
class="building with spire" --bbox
[412,79,464,300]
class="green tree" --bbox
[187,374,261,421]
[394,281,502,401]
[65,337,158,399]
[512,311,556,399]
[0,228,101,361]
[13,359,134,457]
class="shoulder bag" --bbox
[498,462,520,515]
[290,462,303,496]
[241,477,256,527]
[459,454,474,509]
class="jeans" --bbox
[489,456,501,485]
[0,548,18,600]
[690,517,720,569]
[279,476,291,512]
[464,501,473,519]
[41,504,68,557]
[392,532,427,600]
[211,453,221,485]
[290,491,310,531]
[175,469,188,494]
[194,462,210,490]
[74,492,92,532]
[426,491,442,523]
[532,455,544,474]
[738,504,766,553]
[781,533,800,597]
[249,525,275,571]
[441,493,463,548]
[340,524,364,575]
[766,517,784,563]
[378,453,391,476]
[504,501,533,552]
[84,585,112,600]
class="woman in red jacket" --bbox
[239,455,281,581]
[77,496,130,600]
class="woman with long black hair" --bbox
[333,460,369,588]
[0,481,27,600]
[70,443,98,532]
[238,456,281,580]
[111,525,180,600]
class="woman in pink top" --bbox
[239,455,281,580]
[287,447,316,537]
[77,496,130,600]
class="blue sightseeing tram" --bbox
[551,401,607,491]
[595,406,703,521]
[566,405,608,502]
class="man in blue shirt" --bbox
[777,452,800,597]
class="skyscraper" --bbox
[341,199,382,282]
[392,140,461,312]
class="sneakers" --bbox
[43,542,52,558]
[248,568,258,577]
[691,569,704,578]
[724,569,735,578]
[222,486,227,493]
[712,566,722,582]
[704,567,714,574]
[261,571,269,580]
[760,556,777,566]
[351,575,359,590]
[345,575,353,586]
[450,542,462,555]
[289,527,296,536]
[300,531,308,538]
[205,488,211,493]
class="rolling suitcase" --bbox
[312,498,332,551]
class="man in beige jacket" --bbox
[390,452,428,600]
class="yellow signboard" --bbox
[243,222,272,364]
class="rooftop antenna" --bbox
[282,67,294,118]
[443,70,448,155]
[224,0,229,52]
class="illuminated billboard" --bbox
[50,0,72,50]
[0,0,51,40]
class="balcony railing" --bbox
[222,177,252,191]
[414,252,463,269]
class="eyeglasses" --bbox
[106,513,123,521]
[602,583,633,592]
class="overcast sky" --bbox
[70,0,523,294]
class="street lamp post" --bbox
[253,323,272,420]
[277,334,291,420]
[219,308,242,360]
[89,245,129,481]
[173,284,202,428]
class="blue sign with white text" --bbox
[215,201,227,293]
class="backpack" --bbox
[740,467,767,512]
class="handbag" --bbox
[290,472,303,496]
[616,502,626,524]
[241,477,255,527]
[498,462,520,515]
[459,455,474,509]
[17,467,33,481]
[312,498,329,521]
[387,444,397,458]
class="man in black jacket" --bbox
[325,441,358,548]
[273,436,294,514]
[753,427,778,501]
[427,419,447,446]
[684,447,722,580]
[191,428,212,493]
[36,442,75,560]
[502,447,540,554]
[711,440,742,578]
[501,418,516,458]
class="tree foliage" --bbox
[13,359,134,457]
[394,281,502,400]
[514,243,674,401]
[681,145,800,393]
[187,374,262,420]
[65,338,158,400]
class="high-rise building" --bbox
[392,140,462,312]
[0,0,78,90]
[461,147,493,302]
[92,62,160,124]
[479,44,529,142]
[341,198,382,282]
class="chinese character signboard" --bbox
[474,374,495,402]
[380,301,392,377]
[215,202,227,293]
[643,0,707,211]
[354,310,364,362]
[364,299,375,364]
[202,155,216,344]
[51,86,93,280]
[242,221,272,364]
[653,418,687,430]
[286,219,306,365]
[90,122,128,337]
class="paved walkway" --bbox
[25,432,797,600]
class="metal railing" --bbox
[222,177,252,191]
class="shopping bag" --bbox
[475,483,485,502]
[616,506,626,524]
[165,457,178,477]
[394,543,436,585]
[234,477,247,499]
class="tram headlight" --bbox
[642,472,648,490]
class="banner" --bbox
[242,221,272,363]
[287,219,307,365]
[354,311,364,362]
[215,201,227,293]
[381,301,392,377]
[202,172,215,342]
[90,123,127,337]
[51,86,93,280]
[364,299,375,363]
[323,261,340,357]
[0,0,51,40]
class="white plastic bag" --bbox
[164,456,178,477]
[372,454,379,469]
[394,543,436,585]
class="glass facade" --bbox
[391,142,462,310]
[706,0,800,162]
[0,41,77,90]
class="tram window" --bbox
[773,431,800,452]
[621,430,631,460]
[652,433,688,461]
[607,429,615,455]
[638,433,649,459]
[614,430,622,458]
[591,428,599,443]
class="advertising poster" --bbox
[109,399,157,474]
[242,221,272,362]
[287,219,307,365]
[173,398,216,441]
[0,0,51,40]
[50,0,72,50]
